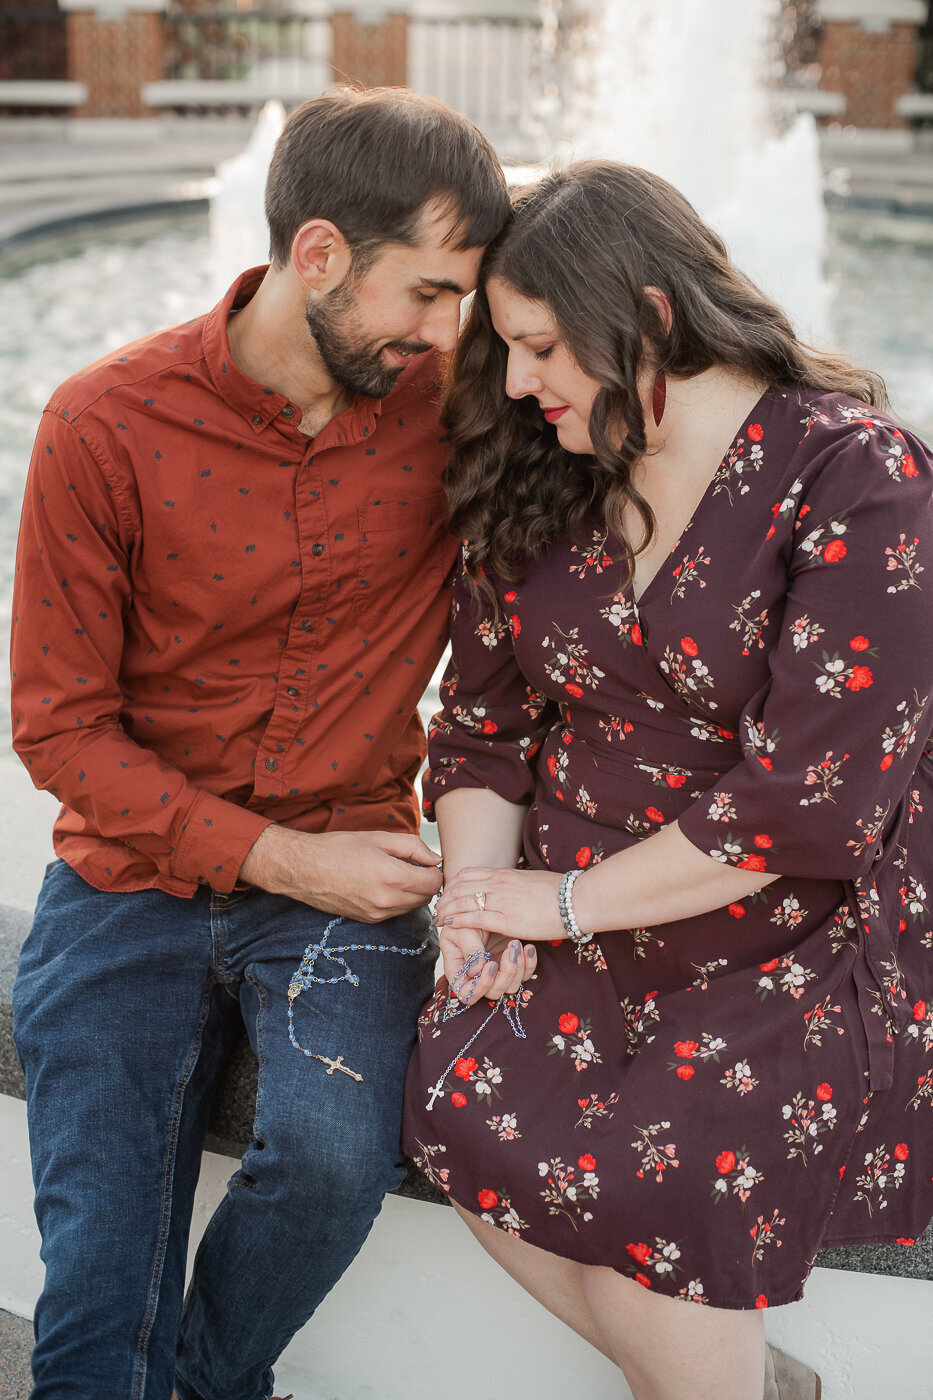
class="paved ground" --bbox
[0,1310,32,1400]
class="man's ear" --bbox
[644,284,673,336]
[292,220,353,292]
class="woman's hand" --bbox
[439,866,566,952]
[439,920,538,1007]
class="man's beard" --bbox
[304,282,432,400]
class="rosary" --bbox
[287,917,526,1105]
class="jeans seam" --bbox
[245,968,268,1148]
[130,985,213,1400]
[209,895,232,982]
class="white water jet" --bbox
[209,100,286,301]
[559,0,828,339]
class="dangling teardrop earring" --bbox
[652,370,667,427]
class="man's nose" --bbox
[420,299,462,354]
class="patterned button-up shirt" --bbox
[11,268,457,895]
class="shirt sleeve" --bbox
[423,556,557,817]
[10,409,271,892]
[678,418,933,881]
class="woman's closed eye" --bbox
[534,346,554,361]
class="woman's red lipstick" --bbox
[543,406,569,423]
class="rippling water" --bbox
[2,209,932,754]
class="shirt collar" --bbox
[201,266,393,446]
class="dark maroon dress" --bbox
[403,389,933,1309]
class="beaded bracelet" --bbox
[558,868,593,945]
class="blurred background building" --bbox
[0,2,931,149]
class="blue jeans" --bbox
[13,860,436,1400]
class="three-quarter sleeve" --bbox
[423,557,557,817]
[678,419,933,881]
[11,410,270,892]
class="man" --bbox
[11,87,509,1399]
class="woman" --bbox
[402,163,933,1400]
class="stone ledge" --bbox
[1,905,930,1261]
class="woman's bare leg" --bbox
[453,1202,612,1357]
[453,1203,765,1400]
[581,1263,765,1400]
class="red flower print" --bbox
[913,1001,927,1021]
[738,854,767,871]
[903,456,918,477]
[747,423,764,442]
[510,615,521,636]
[681,636,699,657]
[477,1189,498,1209]
[565,683,583,698]
[576,846,592,868]
[760,958,779,972]
[578,1098,589,1108]
[676,1065,695,1080]
[578,1154,596,1171]
[481,719,498,734]
[753,834,772,848]
[849,636,870,651]
[503,590,517,603]
[558,1013,580,1034]
[626,1242,651,1264]
[757,755,773,770]
[897,1238,916,1246]
[631,624,643,647]
[894,1143,909,1161]
[623,720,634,733]
[454,1057,477,1079]
[716,1150,736,1174]
[755,1294,769,1309]
[823,540,847,563]
[645,806,665,823]
[846,666,873,691]
[635,1273,652,1289]
[674,1040,698,1058]
[547,754,557,777]
[881,754,894,771]
[665,773,687,787]
[728,902,745,918]
[816,1083,833,1101]
[451,1092,467,1108]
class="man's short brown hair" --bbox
[265,86,510,268]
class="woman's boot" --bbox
[764,1343,822,1399]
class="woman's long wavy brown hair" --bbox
[443,161,886,593]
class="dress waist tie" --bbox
[844,874,910,1092]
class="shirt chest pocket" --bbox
[354,493,450,626]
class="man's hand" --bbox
[239,824,442,923]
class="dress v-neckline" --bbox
[631,388,774,608]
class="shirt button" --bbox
[286,686,300,698]
[311,543,325,557]
[264,757,277,772]
[299,618,313,633]
[281,405,295,418]
[252,414,263,425]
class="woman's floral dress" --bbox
[403,388,933,1309]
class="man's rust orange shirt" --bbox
[11,268,458,895]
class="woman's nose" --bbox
[505,355,541,401]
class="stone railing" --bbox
[1,897,930,1262]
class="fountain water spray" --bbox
[555,0,827,338]
[209,100,286,301]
